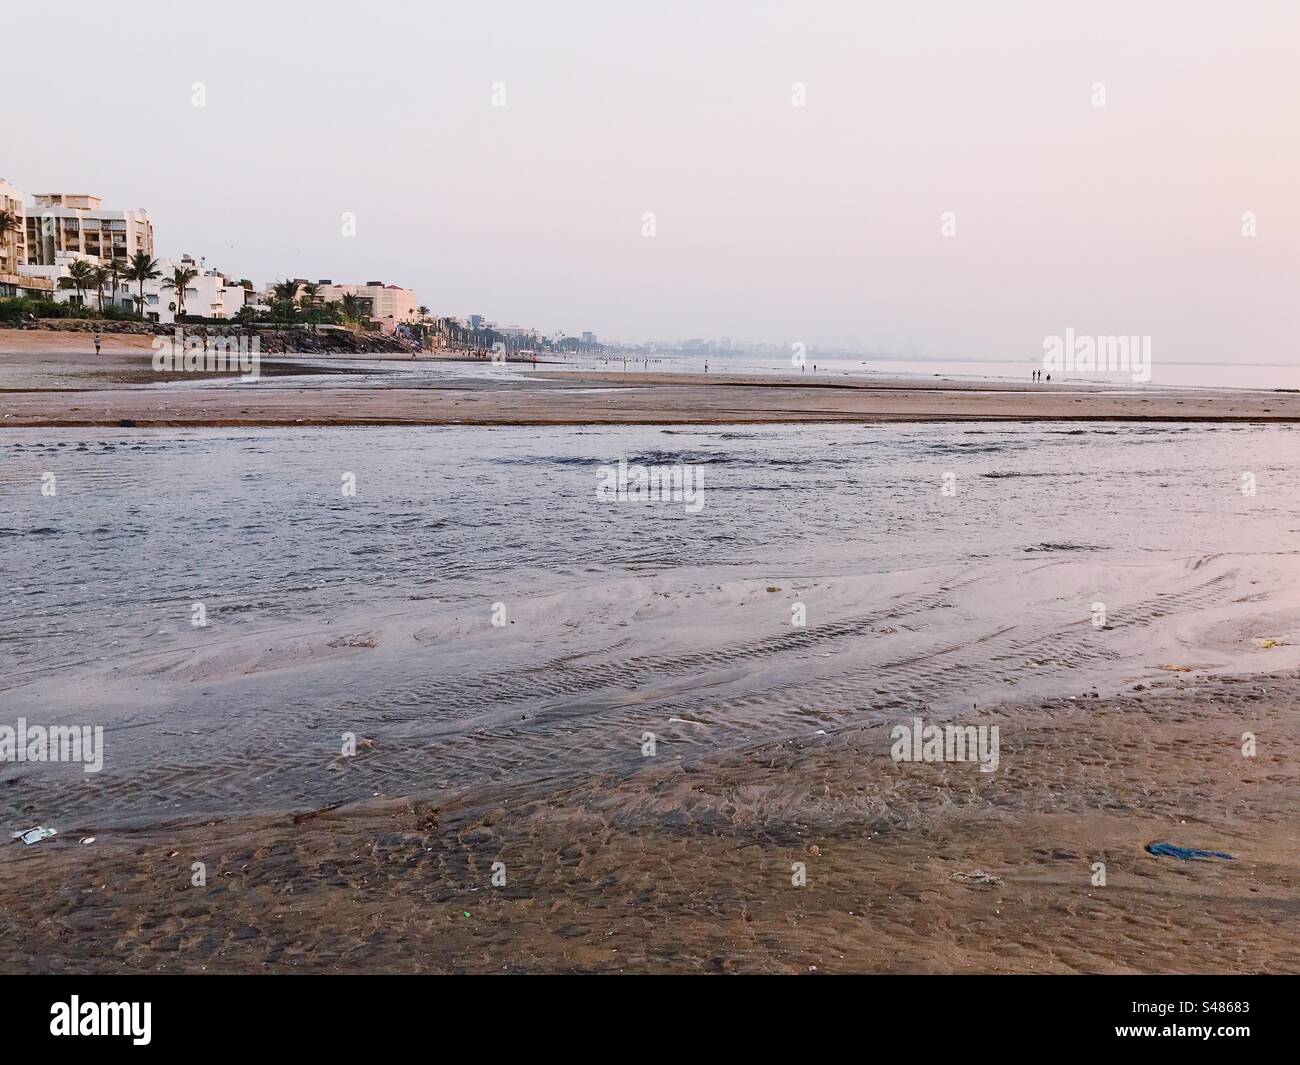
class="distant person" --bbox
[93,333,102,355]
[1045,373,1051,382]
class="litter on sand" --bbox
[12,827,57,845]
[949,870,1004,886]
[1145,842,1234,861]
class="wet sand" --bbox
[4,334,1297,975]
[1,670,1295,974]
[3,335,1300,426]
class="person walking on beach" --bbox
[93,333,102,355]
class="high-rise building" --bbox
[0,178,54,299]
[23,193,153,266]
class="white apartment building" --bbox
[22,193,153,266]
[133,256,252,323]
[2,181,255,318]
[32,253,250,322]
[310,279,421,332]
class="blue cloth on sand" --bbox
[1146,842,1234,861]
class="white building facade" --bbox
[312,279,421,332]
[22,193,153,266]
[130,257,252,323]
[29,253,251,322]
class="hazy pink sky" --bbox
[6,0,1297,358]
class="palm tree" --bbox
[161,265,199,320]
[0,211,19,275]
[105,257,129,310]
[59,259,97,309]
[267,279,299,323]
[126,251,160,319]
[339,293,368,328]
[90,264,110,312]
[299,282,320,310]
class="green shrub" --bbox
[0,297,34,323]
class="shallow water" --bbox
[543,352,1300,390]
[2,422,1299,828]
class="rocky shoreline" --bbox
[18,319,418,355]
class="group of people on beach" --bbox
[1031,368,1050,382]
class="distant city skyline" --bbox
[8,0,1298,361]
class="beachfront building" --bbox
[497,325,543,351]
[0,178,53,298]
[0,272,54,299]
[0,178,29,282]
[2,184,49,297]
[21,193,154,266]
[29,252,251,321]
[133,256,252,323]
[312,279,421,333]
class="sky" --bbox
[4,0,1298,359]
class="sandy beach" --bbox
[2,670,1296,974]
[3,331,1300,427]
[3,335,1299,976]
[7,0,1299,1010]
